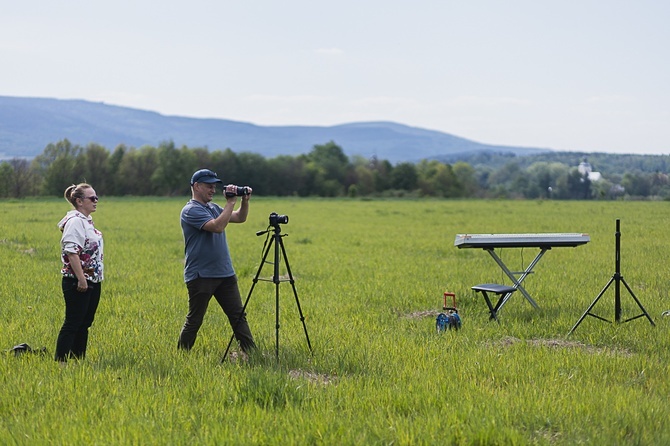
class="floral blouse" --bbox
[58,210,104,283]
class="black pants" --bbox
[55,278,101,362]
[178,276,256,353]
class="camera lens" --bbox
[225,185,250,197]
[269,212,289,226]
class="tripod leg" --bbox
[621,278,656,326]
[278,236,313,353]
[568,276,614,335]
[221,236,274,363]
[273,230,281,360]
[275,281,280,360]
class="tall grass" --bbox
[1,197,669,444]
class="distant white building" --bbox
[578,161,602,182]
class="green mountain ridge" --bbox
[0,95,551,162]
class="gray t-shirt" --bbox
[181,199,234,282]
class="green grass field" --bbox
[2,197,669,445]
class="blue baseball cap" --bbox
[190,169,223,185]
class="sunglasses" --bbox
[84,196,99,202]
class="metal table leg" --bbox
[485,247,547,310]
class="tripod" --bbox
[568,219,655,335]
[221,223,312,362]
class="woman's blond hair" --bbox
[64,183,92,208]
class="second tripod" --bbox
[568,219,655,335]
[222,216,312,362]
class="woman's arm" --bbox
[66,252,89,292]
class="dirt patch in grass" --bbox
[0,239,36,255]
[403,310,440,319]
[489,336,633,356]
[288,369,337,385]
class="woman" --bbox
[55,183,104,363]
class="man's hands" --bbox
[224,185,253,202]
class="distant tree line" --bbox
[1,139,669,200]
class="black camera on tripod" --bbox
[224,185,251,197]
[223,208,311,363]
[269,212,288,226]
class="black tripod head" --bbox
[257,212,289,236]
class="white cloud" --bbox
[449,96,532,108]
[352,96,418,107]
[584,95,633,105]
[244,94,334,104]
[314,47,344,55]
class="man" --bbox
[177,168,256,357]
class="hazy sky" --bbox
[2,1,669,154]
